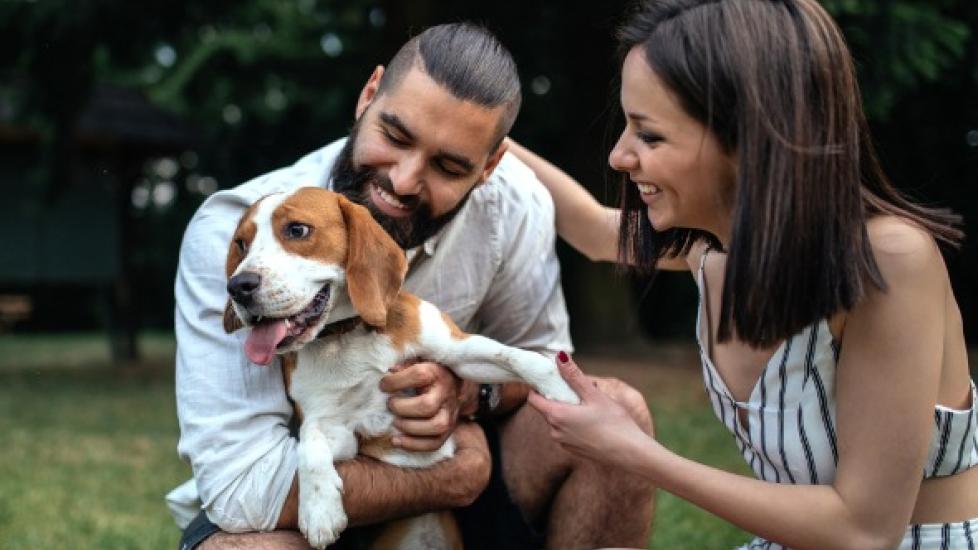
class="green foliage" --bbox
[2,0,385,186]
[2,0,976,341]
[823,0,971,119]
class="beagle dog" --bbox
[222,187,579,549]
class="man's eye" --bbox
[284,222,311,240]
[383,130,408,147]
[235,239,247,254]
[437,162,464,178]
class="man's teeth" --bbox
[374,184,409,210]
[637,183,660,195]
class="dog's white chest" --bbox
[289,331,398,437]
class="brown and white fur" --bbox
[222,187,579,549]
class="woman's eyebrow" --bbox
[626,111,656,124]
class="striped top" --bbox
[694,252,978,548]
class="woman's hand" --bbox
[528,352,656,471]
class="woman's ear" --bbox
[336,195,407,328]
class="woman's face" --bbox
[610,47,736,243]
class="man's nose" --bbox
[389,154,425,196]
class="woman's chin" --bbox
[646,209,672,232]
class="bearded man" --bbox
[168,22,653,550]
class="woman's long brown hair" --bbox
[616,0,962,348]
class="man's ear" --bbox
[337,195,407,328]
[223,300,244,333]
[478,139,508,183]
[355,65,385,120]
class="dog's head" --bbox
[223,187,407,365]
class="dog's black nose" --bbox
[228,272,261,304]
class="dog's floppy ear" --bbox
[337,195,407,328]
[223,300,244,333]
[223,207,256,334]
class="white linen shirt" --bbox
[166,138,573,532]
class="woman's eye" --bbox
[638,132,663,145]
[284,223,311,240]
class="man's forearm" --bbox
[496,382,531,417]
[275,425,491,529]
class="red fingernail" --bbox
[557,351,569,363]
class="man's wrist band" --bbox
[476,383,501,419]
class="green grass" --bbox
[584,353,754,549]
[0,333,761,549]
[0,332,188,550]
[0,331,176,370]
[649,404,753,549]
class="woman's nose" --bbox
[609,133,638,172]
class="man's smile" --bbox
[369,183,415,218]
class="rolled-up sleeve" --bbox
[170,190,298,532]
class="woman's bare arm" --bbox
[531,219,950,549]
[505,138,620,262]
[506,138,688,270]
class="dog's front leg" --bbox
[434,336,580,405]
[297,420,357,549]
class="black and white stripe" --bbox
[951,405,977,475]
[932,410,954,477]
[695,253,978,550]
[741,520,978,549]
[776,336,797,484]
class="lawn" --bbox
[0,332,755,549]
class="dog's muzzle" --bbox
[241,284,332,365]
[228,272,261,306]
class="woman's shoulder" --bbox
[866,216,943,274]
[865,215,947,297]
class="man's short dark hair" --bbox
[377,23,522,151]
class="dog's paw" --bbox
[538,375,580,405]
[298,480,347,549]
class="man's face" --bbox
[331,65,508,249]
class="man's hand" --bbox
[380,361,480,451]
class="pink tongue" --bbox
[245,320,289,366]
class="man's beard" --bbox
[330,123,474,250]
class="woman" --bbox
[515,0,976,548]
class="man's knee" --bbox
[197,530,312,550]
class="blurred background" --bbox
[0,1,975,548]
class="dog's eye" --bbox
[235,239,247,254]
[284,222,311,240]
